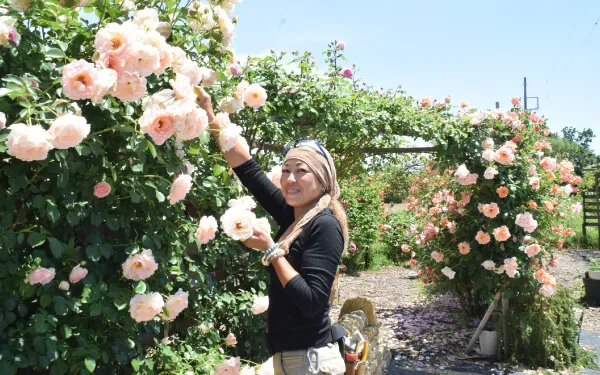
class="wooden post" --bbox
[465,292,502,354]
[502,294,509,360]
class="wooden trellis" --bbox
[583,166,600,249]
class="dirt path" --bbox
[330,249,600,372]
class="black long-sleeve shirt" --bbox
[233,159,344,354]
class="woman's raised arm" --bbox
[195,86,251,168]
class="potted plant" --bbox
[475,319,497,356]
[588,258,600,280]
[584,258,600,306]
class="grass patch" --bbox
[366,242,395,271]
[563,213,599,250]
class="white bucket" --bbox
[479,330,498,356]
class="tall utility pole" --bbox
[523,77,527,110]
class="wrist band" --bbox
[263,243,278,257]
[262,248,285,266]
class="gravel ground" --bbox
[329,249,600,373]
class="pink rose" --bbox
[251,295,269,315]
[503,257,519,278]
[336,40,345,51]
[524,244,541,257]
[460,101,469,108]
[94,23,131,56]
[257,357,274,375]
[122,249,159,281]
[475,231,491,245]
[200,67,217,86]
[431,251,444,263]
[543,129,551,136]
[515,212,538,233]
[493,226,511,242]
[340,66,353,79]
[496,186,509,198]
[225,333,237,346]
[220,206,257,241]
[494,146,515,165]
[195,215,218,244]
[529,176,540,190]
[91,68,118,103]
[0,111,5,129]
[214,357,241,375]
[97,52,125,76]
[481,261,495,270]
[62,59,97,100]
[172,73,195,100]
[420,96,432,107]
[243,83,267,109]
[24,267,55,285]
[481,137,494,150]
[168,174,193,205]
[164,289,189,321]
[458,241,470,255]
[511,96,520,107]
[58,281,70,290]
[229,63,243,75]
[69,265,88,283]
[171,101,209,142]
[459,173,478,185]
[139,105,176,145]
[48,114,90,149]
[401,244,410,253]
[540,157,557,172]
[8,27,20,45]
[482,149,495,162]
[6,123,54,161]
[441,266,455,279]
[129,292,164,322]
[112,71,147,102]
[94,182,112,198]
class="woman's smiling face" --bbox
[280,159,324,209]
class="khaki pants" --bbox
[273,342,346,375]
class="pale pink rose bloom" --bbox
[7,123,54,161]
[218,96,244,113]
[340,66,353,78]
[401,244,410,253]
[8,26,20,45]
[214,357,241,375]
[562,184,573,196]
[441,266,455,279]
[225,333,237,346]
[58,281,70,290]
[458,173,478,186]
[493,226,511,242]
[515,212,538,233]
[94,23,131,56]
[62,59,97,100]
[69,265,88,283]
[336,40,345,51]
[48,114,90,149]
[527,165,536,175]
[164,289,189,321]
[112,71,147,102]
[173,102,209,142]
[153,43,173,76]
[540,157,557,172]
[139,105,176,145]
[481,260,495,270]
[257,357,274,375]
[483,167,498,180]
[220,206,257,241]
[511,96,520,107]
[571,203,582,214]
[524,244,541,257]
[539,284,555,297]
[431,251,444,263]
[458,241,470,255]
[123,43,161,77]
[447,221,456,234]
[91,68,118,103]
[469,109,488,125]
[97,52,125,77]
[496,186,509,198]
[251,295,269,315]
[199,67,217,86]
[195,215,218,244]
[243,84,267,109]
[481,137,494,150]
[454,164,470,179]
[0,111,6,129]
[228,196,257,210]
[503,140,518,152]
[494,146,515,165]
[24,267,55,285]
[94,181,111,198]
[529,176,540,190]
[543,129,551,136]
[482,149,495,162]
[122,249,159,281]
[459,101,469,108]
[420,96,432,107]
[503,257,519,278]
[172,74,195,100]
[170,46,186,68]
[174,59,202,85]
[475,231,491,245]
[200,322,214,334]
[255,217,272,235]
[142,89,175,110]
[266,165,282,188]
[168,174,193,205]
[480,203,500,218]
[133,8,159,30]
[219,123,243,152]
[129,292,164,322]
[230,63,243,75]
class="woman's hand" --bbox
[242,228,275,252]
[194,86,215,121]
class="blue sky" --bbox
[232,0,600,153]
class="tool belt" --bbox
[331,324,369,375]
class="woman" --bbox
[197,88,348,375]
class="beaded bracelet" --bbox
[262,248,285,266]
[263,243,279,258]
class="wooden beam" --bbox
[252,142,437,155]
